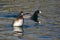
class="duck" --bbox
[12,11,24,38]
[30,10,41,24]
[23,10,41,24]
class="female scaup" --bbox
[13,11,24,38]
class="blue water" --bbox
[0,12,18,18]
[0,12,60,40]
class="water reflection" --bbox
[0,12,60,40]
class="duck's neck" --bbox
[16,15,23,20]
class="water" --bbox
[0,12,60,40]
[0,0,60,40]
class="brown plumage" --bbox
[12,11,24,38]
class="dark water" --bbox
[0,12,60,40]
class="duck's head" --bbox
[35,10,41,14]
[19,11,23,16]
[17,11,24,19]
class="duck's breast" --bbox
[13,19,23,26]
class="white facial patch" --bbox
[13,19,23,26]
[39,21,41,24]
[39,11,41,13]
[21,13,23,15]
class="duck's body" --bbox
[13,19,23,31]
[23,10,41,24]
[13,11,24,38]
[30,10,41,24]
[13,17,23,27]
